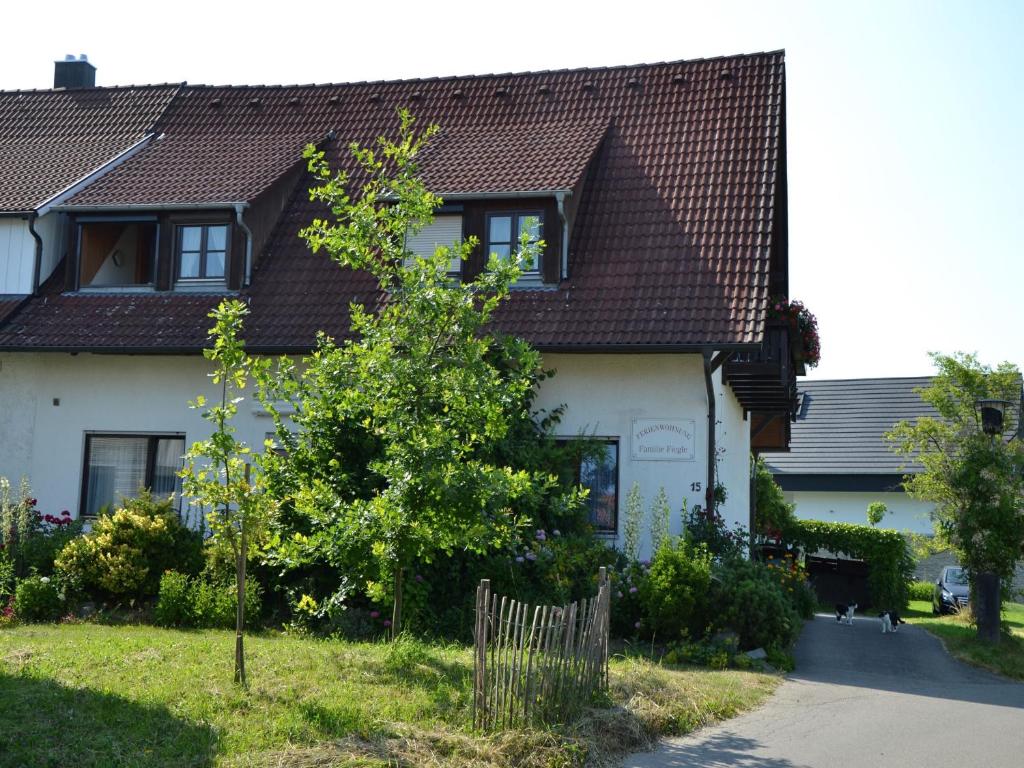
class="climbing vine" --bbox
[782,519,914,609]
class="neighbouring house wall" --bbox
[534,353,750,558]
[785,490,935,535]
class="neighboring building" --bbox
[0,52,803,555]
[761,377,938,534]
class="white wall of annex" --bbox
[787,489,935,535]
[0,218,34,294]
[0,353,271,522]
[0,213,65,295]
[535,353,751,557]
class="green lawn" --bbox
[904,599,1024,681]
[0,624,779,768]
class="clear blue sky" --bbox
[2,0,1021,380]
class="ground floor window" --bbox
[81,434,185,517]
[571,440,619,535]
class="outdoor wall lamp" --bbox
[975,398,1012,436]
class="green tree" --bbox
[887,352,1024,643]
[866,501,888,527]
[259,111,568,636]
[182,300,274,682]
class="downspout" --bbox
[702,350,733,517]
[26,212,43,296]
[234,203,253,287]
[555,191,568,281]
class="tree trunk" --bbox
[235,524,247,684]
[975,571,1001,644]
[392,565,403,640]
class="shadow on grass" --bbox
[0,672,217,768]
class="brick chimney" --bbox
[54,54,96,89]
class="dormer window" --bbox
[77,218,157,288]
[177,224,228,281]
[487,212,543,274]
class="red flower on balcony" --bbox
[768,298,820,369]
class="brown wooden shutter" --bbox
[542,200,561,284]
[155,215,173,291]
[227,224,245,291]
[462,203,486,280]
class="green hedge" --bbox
[782,520,915,609]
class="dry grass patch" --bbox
[0,624,780,768]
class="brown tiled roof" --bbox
[0,296,27,326]
[0,52,787,351]
[0,85,180,211]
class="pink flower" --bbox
[383,620,392,627]
[414,574,424,583]
[370,611,380,619]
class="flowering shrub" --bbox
[55,491,203,600]
[13,575,63,622]
[0,477,82,578]
[768,297,820,368]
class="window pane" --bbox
[206,225,228,251]
[153,438,185,498]
[180,226,202,251]
[519,214,542,242]
[179,251,200,278]
[85,437,148,516]
[489,216,512,244]
[580,443,618,532]
[205,251,226,278]
[490,244,511,261]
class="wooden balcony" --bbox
[724,319,801,451]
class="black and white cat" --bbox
[879,610,903,633]
[835,602,858,625]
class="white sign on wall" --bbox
[631,418,696,461]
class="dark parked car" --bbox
[933,566,970,614]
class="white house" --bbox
[0,52,802,555]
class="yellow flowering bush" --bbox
[55,491,203,599]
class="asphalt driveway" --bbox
[624,613,1024,767]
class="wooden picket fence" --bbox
[472,568,610,730]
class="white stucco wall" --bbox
[535,353,750,557]
[0,352,272,523]
[1,351,754,550]
[786,489,935,534]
